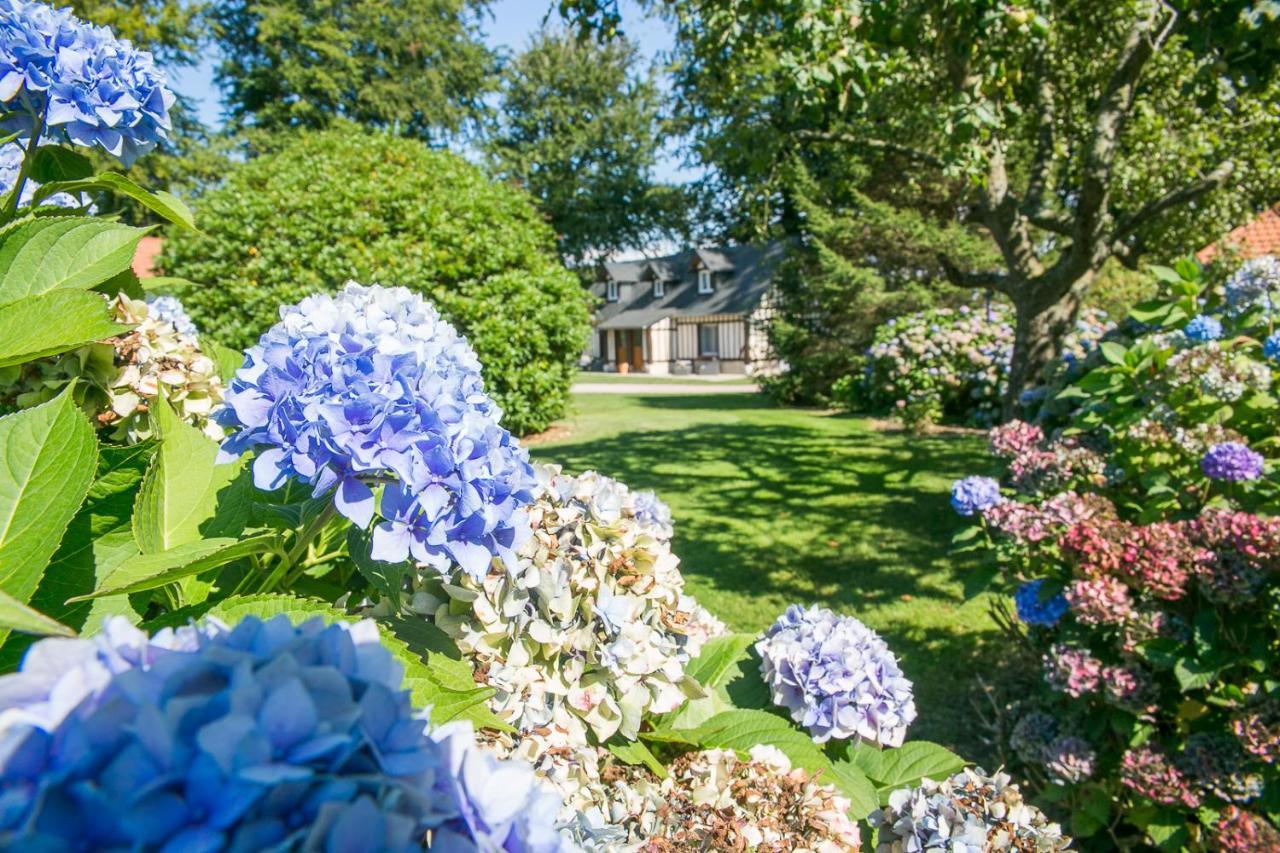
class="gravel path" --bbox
[572,382,760,395]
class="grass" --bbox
[531,391,1003,760]
[574,370,757,385]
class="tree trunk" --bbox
[1002,285,1087,420]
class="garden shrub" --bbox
[844,302,1110,429]
[162,124,592,434]
[957,257,1280,849]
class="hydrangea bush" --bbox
[0,4,1019,849]
[957,257,1280,848]
[840,301,1110,429]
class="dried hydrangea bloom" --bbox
[870,767,1069,852]
[1065,576,1135,626]
[1120,746,1202,809]
[1232,699,1280,765]
[1213,806,1280,852]
[1043,735,1096,784]
[984,492,1114,546]
[757,604,916,746]
[0,294,224,441]
[1160,343,1272,404]
[989,419,1044,459]
[1178,733,1265,804]
[432,465,724,744]
[1043,643,1103,698]
[1225,255,1280,315]
[574,745,862,851]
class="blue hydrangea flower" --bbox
[1014,579,1068,627]
[1264,331,1280,362]
[1183,314,1223,342]
[145,293,197,337]
[1225,256,1280,316]
[218,283,537,579]
[0,139,85,207]
[0,0,174,165]
[950,475,1003,516]
[756,604,917,746]
[1202,441,1266,482]
[0,616,572,852]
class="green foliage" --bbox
[487,28,688,263]
[212,0,495,141]
[763,165,998,406]
[70,0,207,67]
[964,257,1280,846]
[163,125,593,434]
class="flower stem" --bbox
[3,109,45,222]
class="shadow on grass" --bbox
[537,397,1008,756]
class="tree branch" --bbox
[1113,160,1236,239]
[794,129,946,170]
[1025,208,1074,235]
[1022,64,1056,216]
[937,253,1011,295]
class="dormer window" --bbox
[697,269,713,294]
[606,281,619,302]
[653,280,665,298]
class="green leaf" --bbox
[70,534,276,601]
[28,146,94,183]
[347,526,406,609]
[0,388,96,644]
[607,739,668,778]
[1100,341,1128,366]
[33,173,196,232]
[842,740,966,796]
[685,633,757,689]
[0,289,130,367]
[0,587,75,637]
[132,395,249,554]
[1148,265,1182,284]
[138,276,198,293]
[1174,657,1217,692]
[0,218,149,305]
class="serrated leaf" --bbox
[71,534,275,601]
[202,337,246,382]
[348,526,406,609]
[0,388,96,646]
[685,633,757,689]
[0,587,75,637]
[133,395,249,554]
[843,740,966,795]
[34,173,196,232]
[0,290,129,367]
[607,739,668,778]
[0,218,149,305]
[1100,341,1128,366]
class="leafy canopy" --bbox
[213,0,496,142]
[487,28,688,263]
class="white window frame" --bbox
[653,279,665,298]
[697,269,713,294]
[606,280,618,302]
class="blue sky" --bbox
[167,0,697,183]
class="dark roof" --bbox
[590,241,787,329]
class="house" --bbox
[587,241,786,375]
[1197,205,1280,263]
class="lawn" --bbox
[531,391,1004,761]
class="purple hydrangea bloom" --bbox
[1202,442,1266,482]
[1225,256,1280,315]
[630,488,673,539]
[1184,314,1223,342]
[1264,331,1280,362]
[950,475,1003,516]
[218,283,537,579]
[1013,579,1068,627]
[756,604,916,746]
[0,616,572,852]
[145,293,197,337]
[0,0,174,165]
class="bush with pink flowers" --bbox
[958,259,1280,849]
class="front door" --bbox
[628,329,644,371]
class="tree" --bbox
[565,0,1280,413]
[486,29,687,264]
[212,0,496,142]
[71,0,207,67]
